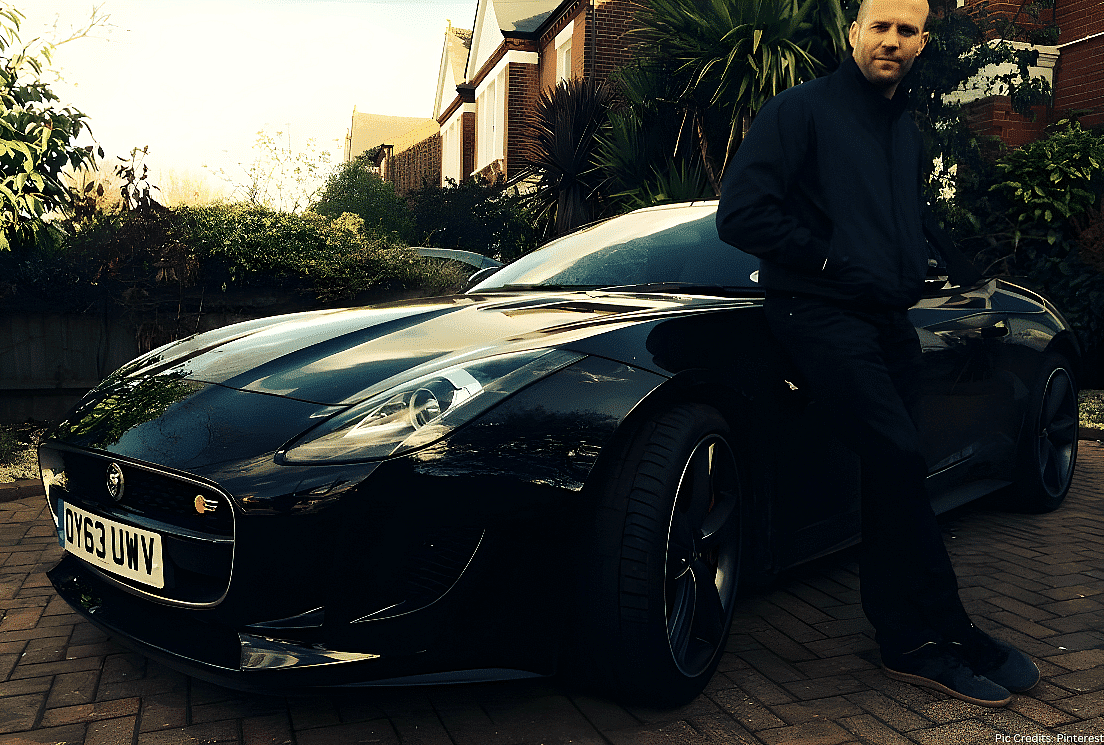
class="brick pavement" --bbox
[1,444,1102,745]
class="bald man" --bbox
[717,0,1037,707]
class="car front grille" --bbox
[42,446,233,606]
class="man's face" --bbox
[849,0,930,97]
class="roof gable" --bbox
[433,25,473,120]
[466,0,560,81]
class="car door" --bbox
[908,278,1021,509]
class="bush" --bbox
[407,176,537,263]
[0,201,468,313]
[311,152,414,243]
[957,122,1104,382]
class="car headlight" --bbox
[279,348,585,463]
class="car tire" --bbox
[576,403,742,706]
[1008,354,1078,513]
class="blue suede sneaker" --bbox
[948,626,1040,693]
[882,641,1012,707]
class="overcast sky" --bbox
[18,0,474,192]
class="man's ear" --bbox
[848,21,859,48]
[918,30,930,54]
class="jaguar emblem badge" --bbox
[106,463,125,502]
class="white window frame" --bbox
[555,24,574,83]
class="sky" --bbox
[16,0,474,197]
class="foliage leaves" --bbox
[310,151,414,242]
[0,7,98,250]
[522,77,616,238]
[407,176,537,263]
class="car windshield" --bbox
[469,203,760,293]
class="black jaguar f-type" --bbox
[40,201,1079,705]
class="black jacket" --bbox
[717,57,977,310]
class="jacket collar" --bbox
[837,55,911,118]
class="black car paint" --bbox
[41,203,1077,691]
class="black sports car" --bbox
[40,201,1079,705]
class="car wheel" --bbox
[579,403,742,706]
[1009,355,1078,513]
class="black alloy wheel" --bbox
[1010,355,1078,512]
[577,403,743,706]
[664,433,740,678]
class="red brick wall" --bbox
[591,0,642,82]
[386,134,442,196]
[964,97,1050,148]
[506,62,540,179]
[1056,0,1103,42]
[1054,36,1104,130]
[462,111,476,181]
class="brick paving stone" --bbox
[1043,648,1104,672]
[604,720,711,745]
[137,720,241,745]
[388,713,454,745]
[756,720,855,745]
[39,696,139,727]
[1041,584,1102,600]
[9,655,102,680]
[979,708,1059,740]
[0,692,46,734]
[0,676,51,700]
[481,692,607,744]
[909,718,1001,745]
[86,715,138,745]
[1059,716,1104,737]
[770,694,864,725]
[192,694,286,724]
[0,723,86,744]
[781,674,868,701]
[913,698,989,725]
[709,687,786,731]
[1053,690,1104,719]
[138,690,189,732]
[241,713,295,745]
[295,719,400,745]
[722,667,796,706]
[1007,695,1081,728]
[288,696,342,731]
[570,693,642,731]
[47,670,100,708]
[738,647,807,683]
[1050,668,1104,693]
[845,689,932,732]
[794,654,877,679]
[841,714,918,745]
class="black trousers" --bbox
[764,293,973,655]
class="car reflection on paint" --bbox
[40,201,1079,705]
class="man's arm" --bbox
[716,92,830,274]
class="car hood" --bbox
[110,291,739,406]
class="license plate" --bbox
[57,500,165,589]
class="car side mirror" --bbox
[466,266,500,290]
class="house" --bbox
[435,0,641,185]
[343,110,439,165]
[956,0,1103,146]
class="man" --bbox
[717,0,1039,707]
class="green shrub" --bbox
[959,122,1104,383]
[407,176,537,262]
[311,152,414,243]
[990,120,1104,231]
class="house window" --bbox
[476,67,506,170]
[442,117,461,185]
[555,24,574,83]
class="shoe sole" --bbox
[884,667,1012,707]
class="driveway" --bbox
[1,443,1102,744]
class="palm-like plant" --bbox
[637,0,848,179]
[522,77,615,238]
